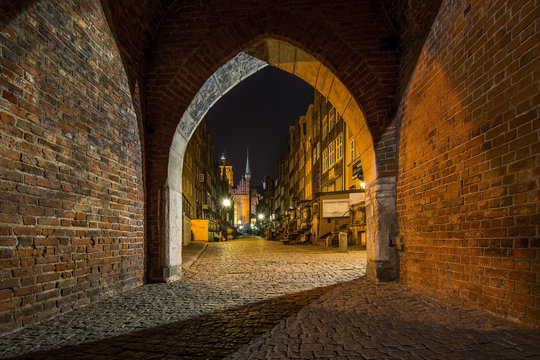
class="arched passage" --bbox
[156,39,397,283]
[142,2,401,283]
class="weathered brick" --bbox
[0,0,144,331]
[0,299,19,312]
[397,0,539,328]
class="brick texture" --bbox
[0,0,144,331]
[397,0,539,327]
[2,0,537,333]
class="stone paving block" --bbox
[2,238,540,359]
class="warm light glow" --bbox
[222,198,231,207]
[237,220,242,224]
[360,181,365,189]
[258,214,264,220]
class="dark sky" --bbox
[205,66,314,186]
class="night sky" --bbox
[205,66,314,186]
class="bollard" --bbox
[339,232,348,252]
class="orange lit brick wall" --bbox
[397,0,539,327]
[0,1,145,332]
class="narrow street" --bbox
[1,238,538,359]
[183,237,367,298]
[0,237,367,359]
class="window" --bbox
[313,147,317,164]
[350,139,355,162]
[336,134,343,161]
[322,115,328,138]
[329,141,335,166]
[323,148,328,172]
[329,108,336,129]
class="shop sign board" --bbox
[322,198,349,218]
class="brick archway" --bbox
[157,39,396,283]
[142,3,401,283]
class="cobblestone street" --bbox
[184,237,367,298]
[1,237,539,359]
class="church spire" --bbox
[245,147,251,180]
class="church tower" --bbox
[219,152,234,189]
[245,147,251,181]
[231,148,253,232]
[245,148,251,229]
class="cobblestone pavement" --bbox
[0,237,366,358]
[184,238,367,298]
[228,278,540,359]
[1,237,539,359]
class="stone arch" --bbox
[158,39,395,283]
[140,2,401,284]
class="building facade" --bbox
[182,119,229,244]
[265,90,366,245]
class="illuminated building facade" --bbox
[182,119,229,244]
[230,149,252,232]
[266,90,366,245]
[219,154,234,189]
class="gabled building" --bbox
[266,90,366,246]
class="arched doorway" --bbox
[154,39,397,283]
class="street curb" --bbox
[182,243,208,270]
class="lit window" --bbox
[329,141,335,166]
[329,108,336,129]
[350,139,355,161]
[313,147,317,164]
[336,134,343,160]
[323,148,328,172]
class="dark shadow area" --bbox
[230,277,540,359]
[0,0,35,20]
[388,0,444,112]
[235,300,540,359]
[7,284,338,360]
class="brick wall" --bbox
[397,0,539,327]
[0,0,144,332]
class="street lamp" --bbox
[222,198,231,221]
